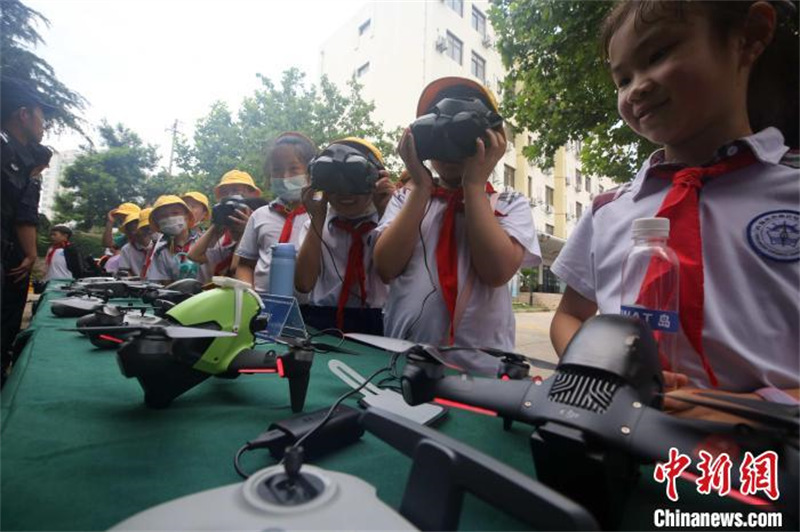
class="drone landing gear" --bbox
[531,422,639,530]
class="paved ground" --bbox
[514,310,558,377]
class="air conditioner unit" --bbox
[589,192,596,200]
[435,36,448,52]
[481,36,492,48]
[545,205,553,214]
[565,175,571,186]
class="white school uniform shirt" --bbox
[551,128,800,392]
[236,200,309,292]
[297,209,388,308]
[117,242,147,277]
[145,234,199,283]
[45,248,72,280]
[197,234,237,284]
[376,187,541,351]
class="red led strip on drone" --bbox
[434,398,498,417]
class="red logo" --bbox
[654,448,692,502]
[740,451,780,501]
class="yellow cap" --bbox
[138,208,153,230]
[181,191,211,222]
[335,137,385,168]
[149,195,195,232]
[416,76,499,117]
[122,211,140,228]
[214,169,261,199]
[111,202,141,218]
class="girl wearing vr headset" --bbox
[295,138,393,334]
[551,0,799,416]
[236,132,316,292]
[374,77,541,351]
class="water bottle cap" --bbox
[271,243,296,257]
[632,217,670,238]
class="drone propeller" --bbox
[62,325,237,339]
[344,333,520,378]
[666,392,800,431]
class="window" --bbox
[358,19,371,36]
[575,202,583,219]
[575,169,582,191]
[445,0,463,17]
[356,62,370,78]
[445,32,463,64]
[471,52,486,83]
[471,6,486,37]
[545,185,554,206]
[545,224,555,235]
[504,164,515,189]
[585,176,592,194]
[527,176,533,199]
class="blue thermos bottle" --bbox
[269,243,296,297]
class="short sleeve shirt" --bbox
[551,128,800,391]
[297,210,388,308]
[117,242,147,277]
[235,200,309,292]
[376,187,541,351]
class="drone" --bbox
[72,277,352,412]
[351,316,799,529]
[51,278,202,318]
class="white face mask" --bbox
[158,216,187,236]
[271,174,307,202]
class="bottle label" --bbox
[620,306,679,333]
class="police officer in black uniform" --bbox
[1,77,54,382]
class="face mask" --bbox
[158,215,187,236]
[271,174,307,202]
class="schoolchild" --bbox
[118,208,152,277]
[295,138,392,334]
[374,77,541,350]
[44,225,82,280]
[145,196,199,283]
[550,0,799,407]
[189,170,263,283]
[236,133,316,292]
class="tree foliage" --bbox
[54,122,159,228]
[1,0,87,134]
[178,68,402,193]
[489,0,656,182]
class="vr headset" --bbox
[309,144,383,195]
[411,97,503,163]
[211,195,268,226]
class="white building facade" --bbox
[39,148,78,220]
[320,0,615,292]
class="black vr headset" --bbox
[309,143,383,195]
[411,97,503,163]
[211,195,268,226]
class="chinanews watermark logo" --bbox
[652,447,784,530]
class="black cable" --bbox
[233,444,251,480]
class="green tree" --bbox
[54,122,159,228]
[489,0,655,182]
[1,0,87,134]
[179,68,402,192]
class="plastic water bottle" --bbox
[269,243,296,297]
[620,218,681,372]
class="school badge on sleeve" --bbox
[747,210,800,262]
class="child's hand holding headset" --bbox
[301,185,328,223]
[397,128,433,192]
[372,170,394,215]
[462,128,507,190]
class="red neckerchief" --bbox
[46,242,69,266]
[213,230,236,276]
[330,218,377,331]
[429,182,496,344]
[271,202,307,243]
[638,148,758,386]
